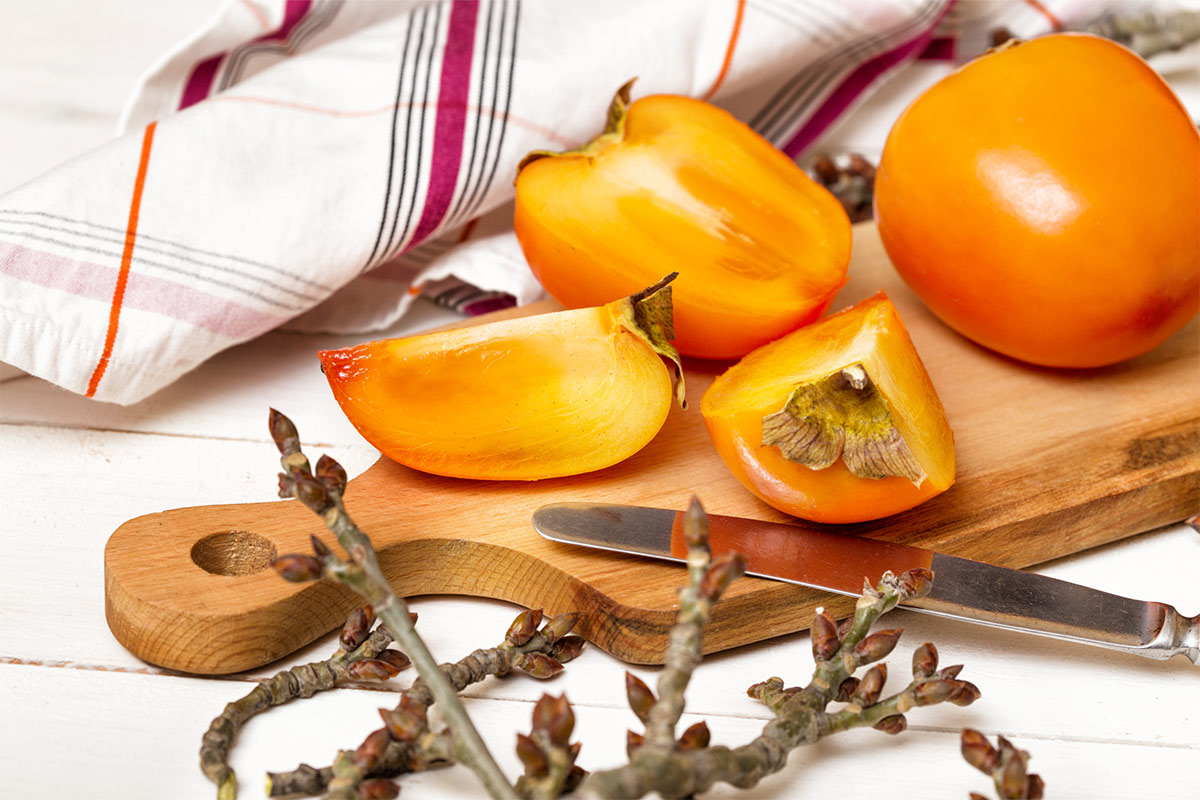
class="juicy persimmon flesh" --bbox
[514,85,851,360]
[701,293,954,524]
[320,305,676,481]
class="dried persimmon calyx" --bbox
[761,362,926,486]
[518,79,635,172]
[611,272,686,409]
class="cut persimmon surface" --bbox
[320,279,684,481]
[701,293,954,524]
[514,81,852,360]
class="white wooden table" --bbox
[2,3,1197,798]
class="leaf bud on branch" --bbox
[341,605,376,650]
[271,554,324,583]
[912,642,938,679]
[541,612,581,644]
[507,609,544,647]
[961,729,1044,799]
[811,610,840,662]
[625,672,656,723]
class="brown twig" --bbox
[266,612,587,797]
[805,153,876,223]
[199,615,403,799]
[582,512,979,798]
[992,9,1200,59]
[267,408,522,800]
[1079,9,1200,60]
[254,413,983,799]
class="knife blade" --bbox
[532,502,1198,664]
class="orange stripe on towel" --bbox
[237,0,273,31]
[1022,0,1064,31]
[702,0,746,101]
[86,122,157,398]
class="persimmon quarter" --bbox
[514,81,852,360]
[701,293,954,524]
[320,279,684,481]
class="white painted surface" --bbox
[1,3,1197,798]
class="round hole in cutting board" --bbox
[191,531,277,576]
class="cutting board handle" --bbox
[103,459,691,675]
[104,492,364,673]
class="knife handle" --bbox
[916,553,1199,664]
[1150,604,1199,664]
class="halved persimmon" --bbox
[514,81,852,360]
[319,278,684,481]
[701,293,954,523]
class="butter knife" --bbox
[532,503,1198,664]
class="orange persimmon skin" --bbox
[514,94,852,360]
[701,294,954,524]
[702,420,946,524]
[319,306,674,481]
[875,34,1199,368]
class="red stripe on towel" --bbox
[781,2,952,159]
[0,242,284,339]
[917,35,956,61]
[179,0,314,110]
[408,0,481,248]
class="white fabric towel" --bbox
[1,0,1130,403]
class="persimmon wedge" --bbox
[701,293,954,523]
[514,80,852,360]
[319,278,684,481]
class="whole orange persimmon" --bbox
[875,34,1199,368]
[514,81,852,360]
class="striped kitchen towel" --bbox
[2,0,1086,404]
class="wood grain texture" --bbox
[104,224,1200,674]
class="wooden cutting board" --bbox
[104,224,1200,674]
